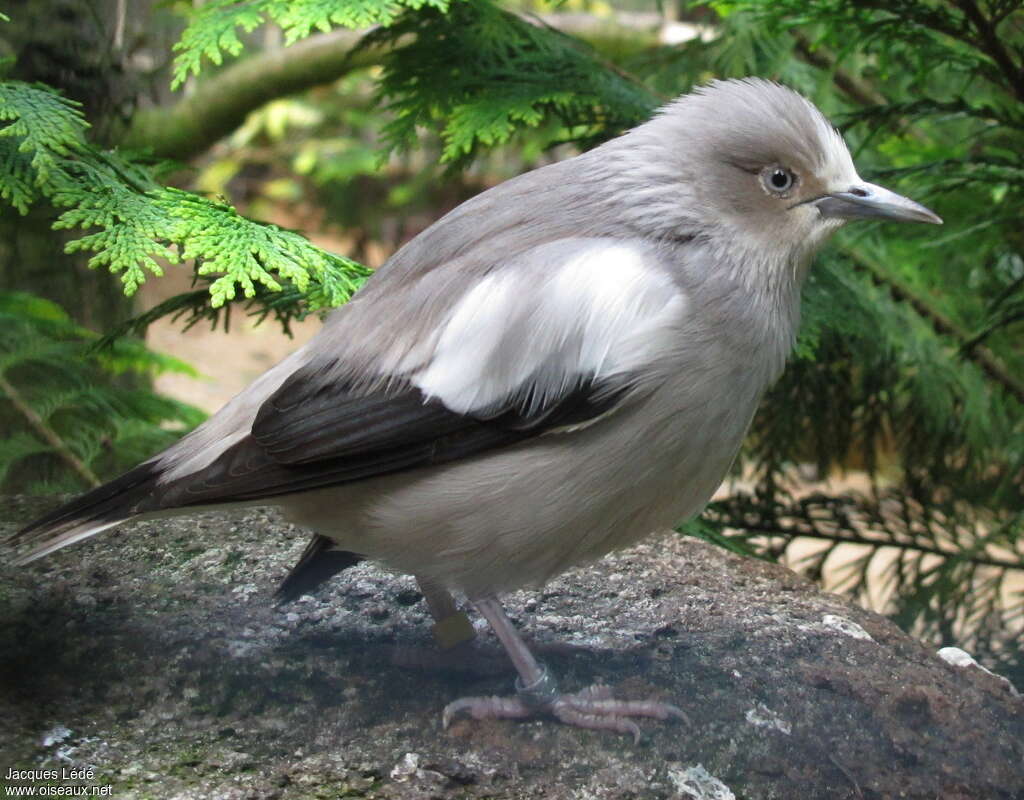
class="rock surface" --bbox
[1,496,1021,799]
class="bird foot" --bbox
[442,683,687,742]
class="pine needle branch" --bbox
[0,372,101,488]
[713,498,1024,572]
[950,0,1024,104]
[841,246,1024,405]
[0,292,204,493]
[128,7,666,163]
[789,30,888,108]
[704,488,1024,656]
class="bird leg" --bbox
[442,596,687,741]
[390,578,514,675]
[416,575,476,650]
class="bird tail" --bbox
[5,460,164,566]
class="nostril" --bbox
[849,187,869,197]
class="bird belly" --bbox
[282,374,762,597]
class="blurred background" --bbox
[1,0,1021,685]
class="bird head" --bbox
[606,78,941,272]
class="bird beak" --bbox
[816,182,943,225]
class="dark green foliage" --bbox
[0,292,205,493]
[362,0,658,161]
[172,0,452,87]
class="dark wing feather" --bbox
[159,376,626,509]
[253,380,473,465]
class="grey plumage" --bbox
[7,78,940,734]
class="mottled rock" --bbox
[1,497,1021,799]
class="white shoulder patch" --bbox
[414,240,687,413]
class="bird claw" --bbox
[442,695,534,729]
[442,683,687,741]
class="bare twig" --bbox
[962,308,1024,352]
[113,0,126,51]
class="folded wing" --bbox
[7,237,686,563]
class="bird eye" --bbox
[762,167,796,196]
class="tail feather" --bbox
[8,518,129,566]
[6,460,163,565]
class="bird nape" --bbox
[6,78,941,739]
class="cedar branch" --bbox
[123,13,663,161]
